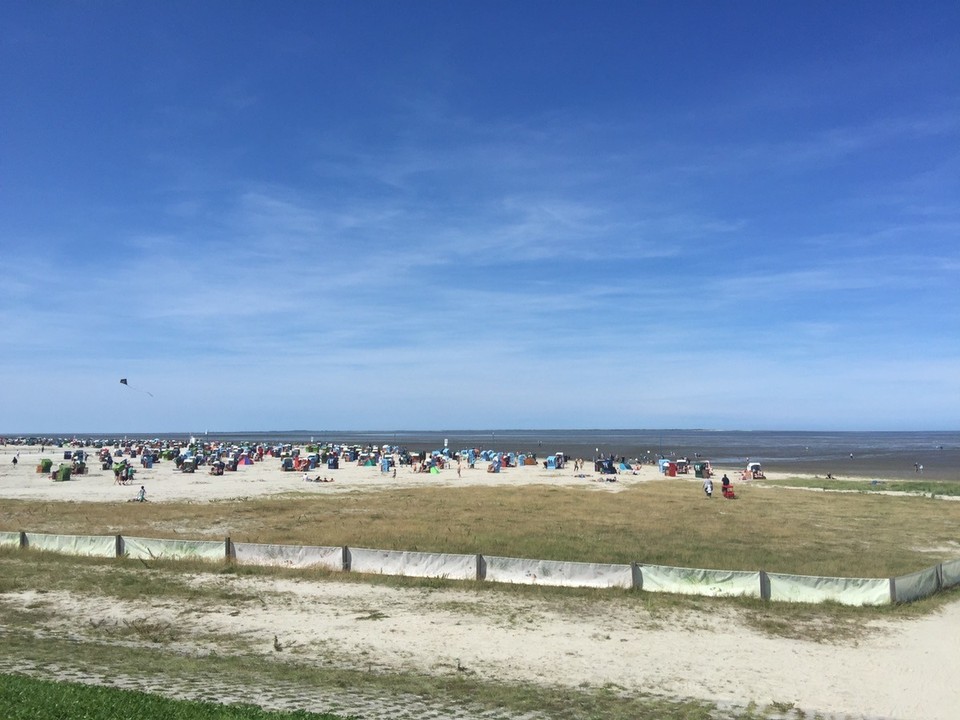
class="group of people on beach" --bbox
[302,472,335,483]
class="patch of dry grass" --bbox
[2,482,959,577]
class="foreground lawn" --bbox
[0,672,347,720]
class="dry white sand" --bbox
[1,445,958,719]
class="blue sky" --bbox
[2,2,958,433]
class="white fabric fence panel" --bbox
[941,559,960,590]
[637,564,761,598]
[767,572,890,606]
[24,533,116,558]
[348,548,477,580]
[0,531,21,549]
[483,555,633,588]
[893,566,940,604]
[233,542,342,570]
[122,536,225,561]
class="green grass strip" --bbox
[762,478,960,496]
[0,672,350,720]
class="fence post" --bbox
[889,577,897,604]
[631,562,642,590]
[19,531,26,549]
[759,570,771,601]
[224,536,232,563]
[115,534,123,558]
[342,546,351,572]
[475,554,486,582]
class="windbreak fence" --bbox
[4,530,958,607]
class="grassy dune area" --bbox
[2,481,960,720]
[2,481,959,577]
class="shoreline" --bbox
[3,430,955,483]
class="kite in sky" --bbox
[120,378,153,397]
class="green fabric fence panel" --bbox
[0,531,21,549]
[892,566,940,604]
[24,533,116,558]
[636,564,762,598]
[122,536,225,561]
[767,572,890,606]
[941,559,960,590]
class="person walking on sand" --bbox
[703,477,713,499]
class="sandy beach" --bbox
[0,444,677,502]
[1,444,958,719]
[0,443,824,503]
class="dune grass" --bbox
[0,630,759,720]
[2,481,959,577]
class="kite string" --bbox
[120,379,153,397]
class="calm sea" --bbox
[131,429,959,482]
